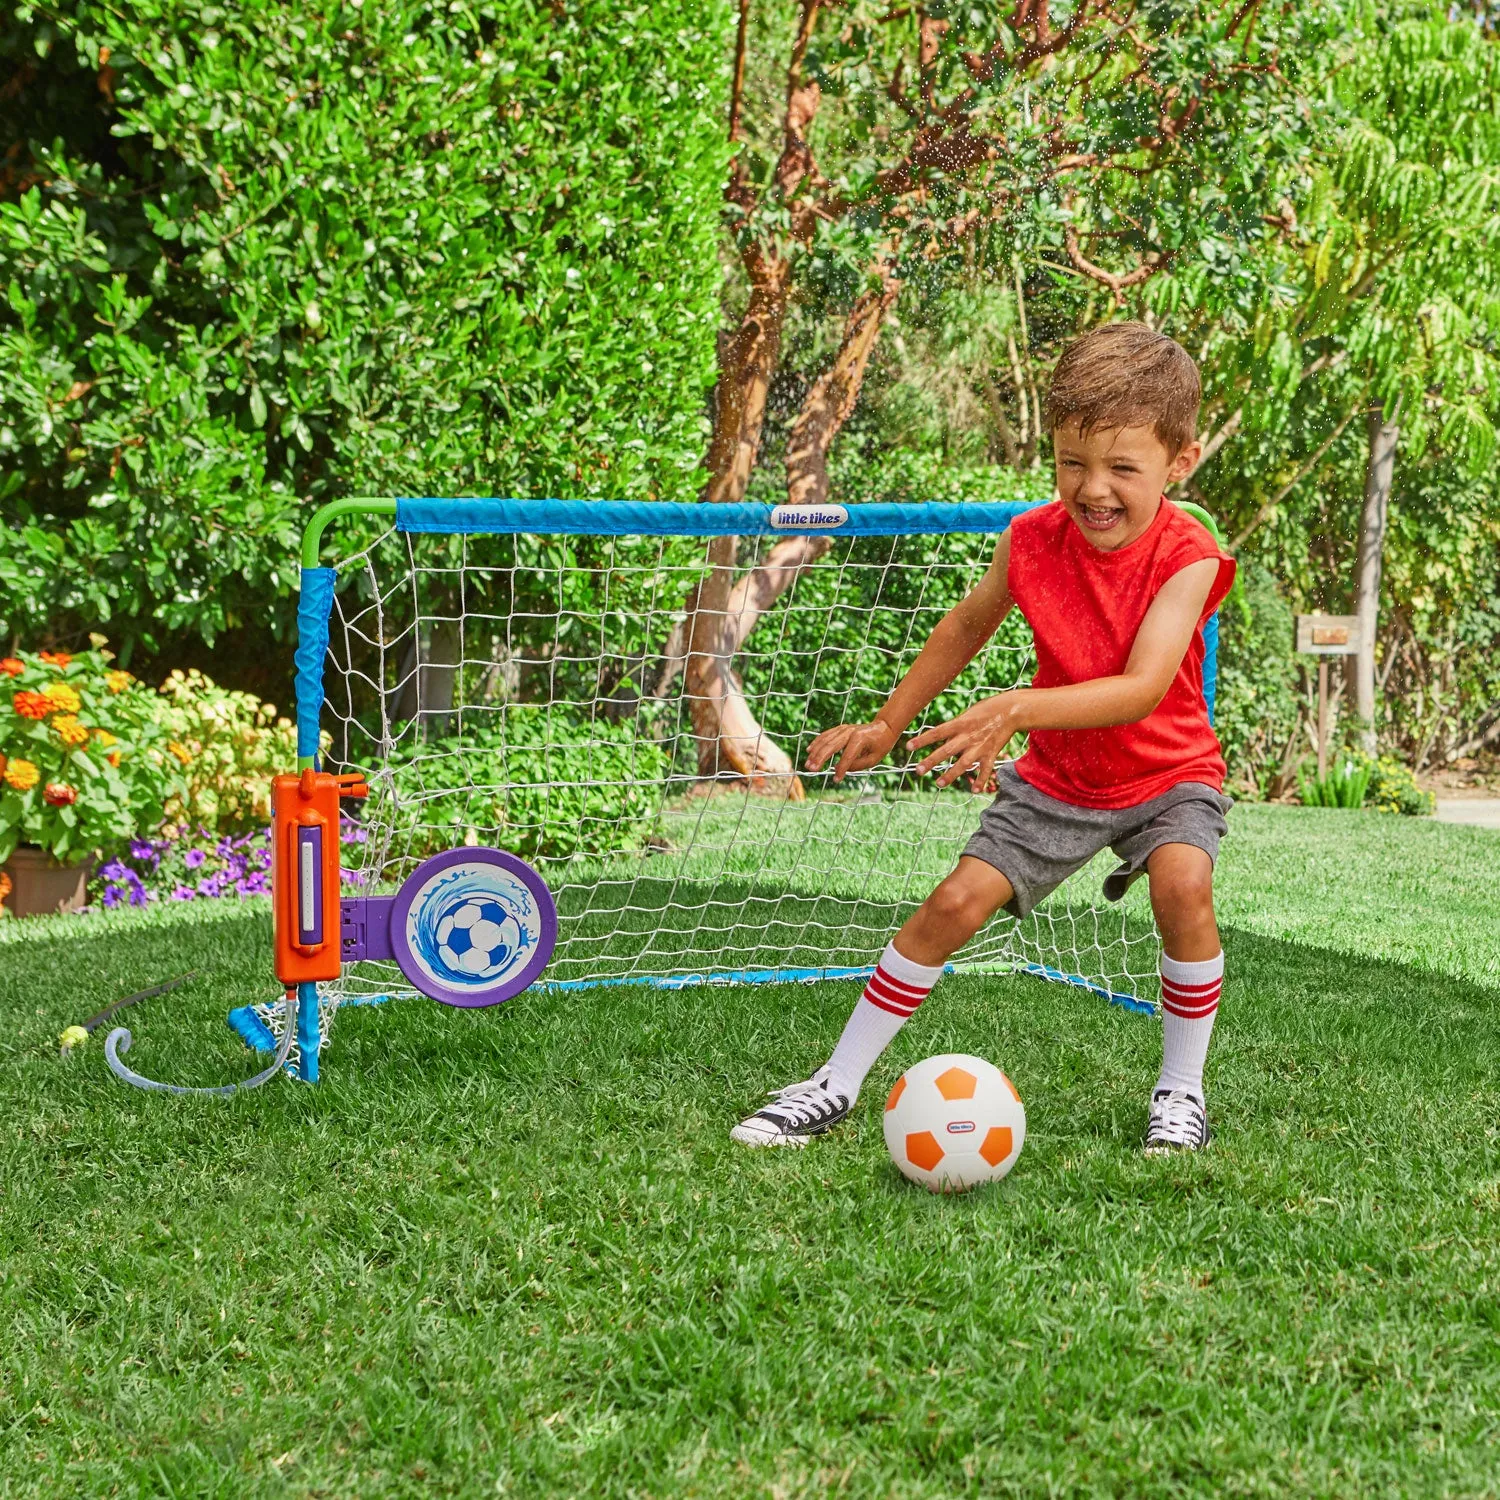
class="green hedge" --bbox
[370,708,670,863]
[1,0,729,656]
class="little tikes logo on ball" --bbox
[769,503,849,531]
[947,1120,977,1134]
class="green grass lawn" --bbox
[3,804,1500,1497]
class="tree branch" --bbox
[1061,216,1175,294]
[785,259,903,505]
[775,0,826,210]
[728,0,751,143]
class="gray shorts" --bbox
[961,764,1232,919]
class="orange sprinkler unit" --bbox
[272,768,368,986]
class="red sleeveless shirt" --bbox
[1007,499,1236,809]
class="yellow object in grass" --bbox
[59,1025,89,1051]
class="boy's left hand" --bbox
[908,693,1025,791]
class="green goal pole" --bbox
[301,496,398,570]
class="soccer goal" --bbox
[229,496,1224,1082]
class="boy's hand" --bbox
[806,719,901,784]
[908,693,1025,791]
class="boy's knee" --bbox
[1147,848,1215,918]
[922,873,999,937]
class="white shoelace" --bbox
[763,1072,843,1128]
[1147,1088,1206,1146]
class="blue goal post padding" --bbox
[395,497,1036,537]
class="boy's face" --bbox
[1052,419,1202,551]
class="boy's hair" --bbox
[1046,322,1201,456]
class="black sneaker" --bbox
[1144,1088,1211,1154]
[731,1067,852,1148]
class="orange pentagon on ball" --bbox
[979,1125,1013,1167]
[905,1131,945,1172]
[934,1066,977,1101]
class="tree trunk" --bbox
[784,270,900,505]
[680,245,797,792]
[700,245,792,508]
[685,265,900,793]
[1353,404,1399,752]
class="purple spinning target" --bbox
[350,847,556,1008]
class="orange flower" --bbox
[107,752,121,768]
[41,682,81,714]
[4,758,39,791]
[38,651,72,667]
[0,658,22,677]
[167,741,193,766]
[12,691,50,720]
[52,714,91,748]
[105,669,133,694]
[43,782,77,806]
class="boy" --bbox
[732,322,1236,1154]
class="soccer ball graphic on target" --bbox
[883,1053,1026,1193]
[436,898,523,980]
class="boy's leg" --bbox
[731,858,1013,1147]
[824,857,1015,1095]
[1145,842,1223,1150]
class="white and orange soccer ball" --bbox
[882,1053,1026,1193]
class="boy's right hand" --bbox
[805,719,900,784]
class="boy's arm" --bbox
[909,556,1221,790]
[806,529,1014,782]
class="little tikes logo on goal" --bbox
[769,503,849,531]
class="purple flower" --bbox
[100,859,129,882]
[130,838,159,861]
[171,884,196,901]
[343,868,368,888]
[216,836,235,858]
[184,848,206,870]
[100,885,124,908]
[224,854,247,880]
[128,883,149,908]
[198,873,228,898]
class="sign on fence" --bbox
[1296,614,1362,656]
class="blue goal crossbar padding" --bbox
[395,498,1037,537]
[385,497,1220,723]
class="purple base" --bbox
[341,896,396,963]
[340,850,556,1009]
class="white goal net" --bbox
[247,499,1166,1075]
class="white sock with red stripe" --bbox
[824,942,944,1102]
[1157,951,1224,1100]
